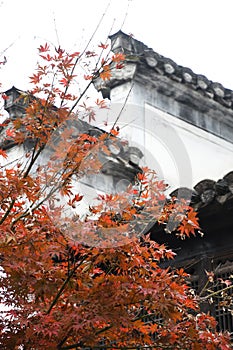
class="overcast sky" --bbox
[1,0,233,92]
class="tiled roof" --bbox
[170,171,233,209]
[108,31,233,110]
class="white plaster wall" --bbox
[97,82,233,192]
[144,104,233,189]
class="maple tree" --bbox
[0,40,231,350]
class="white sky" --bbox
[1,0,233,93]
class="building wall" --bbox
[96,80,233,192]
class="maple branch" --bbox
[0,141,43,226]
[60,1,111,108]
[0,154,25,170]
[59,312,163,350]
[46,255,88,315]
[69,79,94,114]
[11,160,75,227]
[95,324,113,335]
[0,198,16,225]
[199,284,233,302]
[65,9,117,116]
[57,330,72,349]
[60,343,176,350]
[198,278,210,297]
[132,312,160,323]
[23,139,41,177]
[57,325,113,350]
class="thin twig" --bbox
[60,1,111,108]
[53,13,60,48]
[112,83,134,130]
[200,284,233,301]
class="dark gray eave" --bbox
[0,86,143,183]
[170,171,233,210]
[151,171,233,263]
[96,30,233,144]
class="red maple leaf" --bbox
[0,148,7,159]
[6,128,16,138]
[59,78,69,87]
[29,73,41,84]
[84,75,93,80]
[2,93,9,100]
[38,43,50,52]
[98,42,109,50]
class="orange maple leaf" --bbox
[112,53,126,62]
[178,208,199,237]
[100,65,111,81]
[110,128,119,136]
